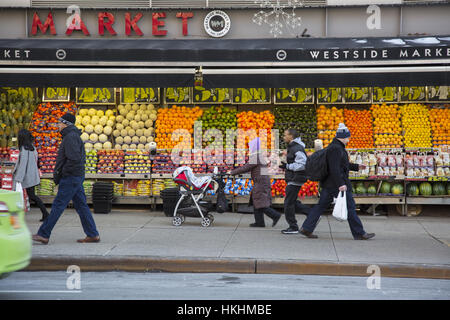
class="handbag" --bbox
[332,191,348,222]
[14,181,25,209]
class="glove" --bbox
[279,162,287,170]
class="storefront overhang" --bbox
[0,36,448,87]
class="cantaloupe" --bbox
[124,136,132,144]
[132,136,139,144]
[115,136,124,144]
[91,116,99,126]
[99,134,108,143]
[106,119,115,127]
[103,126,113,135]
[88,108,97,117]
[81,132,89,142]
[103,141,112,149]
[94,124,103,135]
[139,136,147,144]
[85,124,94,134]
[113,129,120,138]
[94,143,103,150]
[89,133,98,142]
[120,129,128,137]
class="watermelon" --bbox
[432,182,446,196]
[407,183,419,196]
[367,185,377,195]
[391,183,404,195]
[356,184,367,194]
[448,183,450,196]
[380,182,391,194]
[419,182,433,196]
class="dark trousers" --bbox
[284,184,311,229]
[38,175,99,239]
[254,207,281,226]
[302,187,365,238]
[26,186,49,218]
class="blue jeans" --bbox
[301,187,365,238]
[38,175,99,239]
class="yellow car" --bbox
[0,189,31,278]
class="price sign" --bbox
[372,87,399,103]
[0,87,38,100]
[428,176,448,182]
[274,88,314,104]
[76,87,116,105]
[192,87,231,104]
[233,88,271,104]
[120,88,159,104]
[316,88,343,104]
[164,87,192,104]
[42,87,70,102]
[343,87,371,104]
[427,86,450,102]
[399,86,426,102]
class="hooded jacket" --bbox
[54,125,86,178]
[285,137,307,184]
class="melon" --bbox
[149,113,157,121]
[116,123,124,131]
[432,182,446,196]
[99,116,108,126]
[128,129,136,137]
[99,134,108,143]
[84,124,94,134]
[143,129,151,137]
[146,136,154,143]
[96,110,104,117]
[116,115,124,123]
[82,116,91,126]
[90,116,99,126]
[419,182,433,196]
[140,105,147,112]
[88,108,97,117]
[132,104,139,111]
[126,113,134,121]
[130,121,139,130]
[380,182,391,194]
[139,136,147,144]
[122,144,129,150]
[138,121,145,129]
[391,183,404,195]
[113,129,120,138]
[148,104,154,110]
[79,109,88,117]
[105,109,114,117]
[103,126,113,136]
[115,136,124,145]
[106,120,115,127]
[81,132,89,142]
[94,124,103,134]
[119,108,127,116]
[355,183,366,194]
[103,141,112,149]
[134,114,141,122]
[141,114,149,121]
[89,133,99,142]
[145,120,153,128]
[407,183,420,196]
[129,143,137,150]
[135,129,143,137]
[75,115,82,125]
[132,136,139,144]
[85,142,93,150]
[115,144,122,150]
[122,119,130,127]
[137,144,145,150]
[94,143,103,150]
[124,136,132,144]
[125,104,132,111]
[367,185,377,195]
[120,129,128,137]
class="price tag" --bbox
[120,88,159,104]
[164,87,192,104]
[233,88,271,104]
[343,87,370,103]
[192,87,231,104]
[42,87,70,102]
[316,88,343,104]
[0,87,38,100]
[372,87,399,103]
[274,88,314,104]
[399,86,426,102]
[427,86,450,102]
[428,176,448,182]
[76,87,116,105]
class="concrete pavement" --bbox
[24,207,450,278]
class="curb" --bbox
[24,255,450,279]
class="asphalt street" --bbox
[0,272,449,300]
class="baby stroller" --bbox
[171,166,226,227]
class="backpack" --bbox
[305,147,328,182]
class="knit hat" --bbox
[59,113,76,126]
[336,123,351,139]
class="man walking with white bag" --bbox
[300,123,375,240]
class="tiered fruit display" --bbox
[113,181,123,196]
[137,180,151,196]
[85,150,98,174]
[271,179,286,197]
[371,103,403,148]
[97,150,124,174]
[152,179,165,196]
[37,147,58,174]
[83,180,95,197]
[316,105,345,147]
[124,150,151,174]
[155,105,202,150]
[30,102,78,149]
[0,93,39,148]
[35,179,55,196]
[298,180,319,197]
[0,147,10,161]
[123,180,138,196]
[343,109,374,148]
[228,178,253,196]
[273,105,317,148]
[114,104,156,151]
[429,106,450,147]
[197,106,237,149]
[151,152,177,174]
[400,103,432,148]
[205,150,234,173]
[77,108,116,151]
[236,110,275,149]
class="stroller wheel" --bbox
[173,216,183,227]
[206,214,214,223]
[201,216,212,227]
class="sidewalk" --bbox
[24,208,450,279]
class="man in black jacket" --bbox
[279,129,311,234]
[32,113,100,245]
[300,123,375,240]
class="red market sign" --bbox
[31,11,194,37]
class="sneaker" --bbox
[281,227,299,234]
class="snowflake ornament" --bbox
[252,0,304,38]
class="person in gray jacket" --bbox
[13,129,49,222]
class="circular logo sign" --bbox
[276,50,287,61]
[204,10,231,38]
[56,49,67,60]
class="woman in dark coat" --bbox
[229,137,281,228]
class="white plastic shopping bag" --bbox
[332,191,348,222]
[14,182,25,209]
